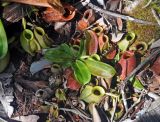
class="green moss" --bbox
[151,1,160,13]
[127,0,160,44]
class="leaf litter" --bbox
[0,0,160,122]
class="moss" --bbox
[151,1,160,13]
[127,0,160,44]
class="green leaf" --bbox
[130,77,144,90]
[0,19,8,59]
[70,45,80,58]
[45,44,74,66]
[72,60,91,85]
[0,51,10,73]
[70,39,86,59]
[81,58,116,79]
[78,39,86,57]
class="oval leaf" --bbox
[82,58,116,78]
[0,51,10,73]
[45,44,73,67]
[72,60,91,85]
[0,19,8,59]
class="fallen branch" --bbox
[142,0,152,8]
[151,8,160,25]
[87,2,157,25]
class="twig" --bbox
[105,93,119,99]
[67,112,76,122]
[121,84,128,112]
[151,8,160,25]
[59,108,92,120]
[120,90,145,122]
[87,2,157,25]
[111,98,118,122]
[142,0,152,8]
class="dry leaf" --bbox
[2,0,64,13]
[3,3,32,23]
[0,82,14,118]
[12,115,39,122]
[2,0,52,7]
[30,59,52,75]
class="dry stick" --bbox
[121,85,128,112]
[111,98,118,122]
[142,0,152,8]
[151,8,160,25]
[87,2,157,25]
[119,90,145,122]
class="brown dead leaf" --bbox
[48,0,64,13]
[3,0,64,13]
